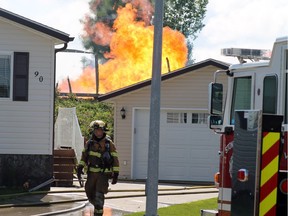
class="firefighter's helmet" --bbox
[89,120,108,131]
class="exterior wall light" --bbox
[120,107,126,119]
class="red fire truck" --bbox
[202,36,288,216]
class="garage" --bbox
[98,59,229,181]
[132,108,220,182]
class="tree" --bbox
[81,0,125,60]
[81,0,208,64]
[164,0,208,40]
[163,0,208,63]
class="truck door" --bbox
[230,72,278,119]
[231,73,285,216]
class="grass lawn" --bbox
[123,197,217,216]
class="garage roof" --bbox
[98,58,229,101]
[0,7,74,43]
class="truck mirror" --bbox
[208,115,223,130]
[209,83,223,115]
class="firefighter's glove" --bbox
[111,173,119,185]
[77,165,84,178]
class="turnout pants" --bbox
[85,172,109,216]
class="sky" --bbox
[1,0,288,83]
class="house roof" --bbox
[98,58,229,102]
[0,7,74,43]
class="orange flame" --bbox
[59,3,188,94]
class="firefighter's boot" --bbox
[94,192,105,216]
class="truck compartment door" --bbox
[232,110,283,216]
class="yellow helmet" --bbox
[89,120,108,131]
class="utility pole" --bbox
[94,52,99,95]
[144,0,164,216]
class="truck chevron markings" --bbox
[259,132,280,216]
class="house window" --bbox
[192,113,208,124]
[0,52,29,101]
[167,112,187,123]
[0,54,12,98]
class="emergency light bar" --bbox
[221,48,271,63]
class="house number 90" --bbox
[34,71,43,82]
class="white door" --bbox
[133,109,219,182]
[133,109,150,179]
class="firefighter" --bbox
[77,120,119,216]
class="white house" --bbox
[98,59,229,183]
[0,8,73,188]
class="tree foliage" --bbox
[81,0,208,63]
[164,0,208,63]
[164,0,208,39]
[81,0,125,59]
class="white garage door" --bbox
[133,109,219,182]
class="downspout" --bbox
[49,42,70,186]
[53,42,69,151]
[55,43,68,53]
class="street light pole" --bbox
[145,0,164,216]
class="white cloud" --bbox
[193,0,288,64]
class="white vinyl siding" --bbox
[0,19,55,155]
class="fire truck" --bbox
[202,36,288,216]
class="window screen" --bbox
[0,54,11,98]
